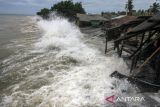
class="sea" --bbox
[0,14,147,107]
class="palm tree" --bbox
[149,2,160,14]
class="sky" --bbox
[0,0,158,15]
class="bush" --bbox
[37,0,85,19]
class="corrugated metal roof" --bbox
[76,13,108,22]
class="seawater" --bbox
[0,15,140,107]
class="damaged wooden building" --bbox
[105,12,160,92]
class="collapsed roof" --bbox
[115,12,160,42]
[128,13,160,34]
[111,16,137,27]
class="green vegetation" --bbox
[102,1,160,17]
[149,2,160,14]
[133,1,160,16]
[37,0,85,19]
[125,0,134,15]
[37,0,160,19]
[37,8,50,19]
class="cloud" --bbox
[0,0,158,14]
[0,0,54,6]
[73,0,157,13]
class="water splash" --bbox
[0,15,134,107]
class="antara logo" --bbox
[105,95,145,104]
[105,95,115,104]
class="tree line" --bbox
[37,0,85,19]
[37,0,160,19]
[103,0,160,16]
[126,0,160,16]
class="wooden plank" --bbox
[123,44,137,51]
[122,48,133,54]
[139,47,160,68]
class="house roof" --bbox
[120,16,151,29]
[106,16,151,31]
[111,16,137,27]
[76,13,108,22]
[128,12,160,34]
[111,15,126,20]
[115,12,160,42]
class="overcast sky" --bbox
[0,0,157,15]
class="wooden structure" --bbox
[104,16,151,53]
[111,15,137,27]
[105,12,160,91]
[114,13,160,72]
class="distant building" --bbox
[101,12,112,20]
[76,13,109,27]
[118,11,127,15]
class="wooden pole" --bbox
[139,47,160,68]
[105,30,108,54]
[129,31,157,58]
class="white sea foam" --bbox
[32,16,130,106]
[0,15,134,107]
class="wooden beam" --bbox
[129,31,157,58]
[105,30,108,54]
[139,47,160,68]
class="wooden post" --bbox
[129,31,157,58]
[105,30,108,54]
[130,56,136,73]
[119,41,124,57]
[130,55,139,73]
[139,33,145,47]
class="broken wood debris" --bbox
[103,12,160,92]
